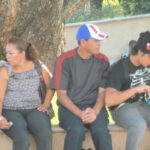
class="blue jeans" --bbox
[112,101,150,150]
[2,109,52,150]
[59,104,112,150]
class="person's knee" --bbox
[36,130,52,142]
[68,126,85,140]
[13,134,30,149]
[129,120,147,134]
[91,125,109,137]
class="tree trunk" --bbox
[0,0,89,71]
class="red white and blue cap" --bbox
[76,24,108,42]
[147,43,150,51]
[142,42,150,54]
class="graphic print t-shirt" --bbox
[107,57,150,108]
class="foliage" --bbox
[67,1,123,23]
[120,0,150,15]
[67,0,150,23]
[90,0,103,10]
[0,50,5,60]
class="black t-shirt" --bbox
[107,57,150,109]
[50,48,110,105]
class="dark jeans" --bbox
[59,104,112,150]
[2,108,52,150]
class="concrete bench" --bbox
[0,124,150,150]
[109,125,150,150]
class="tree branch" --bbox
[62,0,89,22]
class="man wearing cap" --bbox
[50,24,112,150]
[106,31,150,150]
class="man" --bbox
[124,40,137,57]
[106,31,150,150]
[50,24,112,150]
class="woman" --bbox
[0,37,54,150]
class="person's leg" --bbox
[2,109,30,150]
[138,101,150,127]
[112,103,147,150]
[59,105,85,150]
[25,109,52,150]
[88,107,112,150]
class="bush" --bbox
[67,5,124,23]
[120,0,150,15]
[0,50,5,60]
[67,0,150,23]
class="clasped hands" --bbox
[80,108,97,124]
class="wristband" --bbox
[0,116,4,121]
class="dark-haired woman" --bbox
[0,37,54,150]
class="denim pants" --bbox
[59,104,112,150]
[2,108,52,150]
[111,101,150,150]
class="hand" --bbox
[81,108,97,124]
[37,104,49,115]
[0,117,10,129]
[135,84,150,94]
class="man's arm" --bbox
[93,60,109,114]
[105,84,150,107]
[93,88,105,115]
[50,56,85,118]
[57,90,84,119]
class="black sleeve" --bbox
[107,61,125,91]
[50,58,70,90]
[99,62,110,88]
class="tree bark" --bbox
[0,0,89,71]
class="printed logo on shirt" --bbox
[129,67,150,100]
[129,67,150,87]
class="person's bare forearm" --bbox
[43,89,55,108]
[57,90,82,118]
[105,87,136,107]
[93,88,105,115]
[105,84,150,107]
